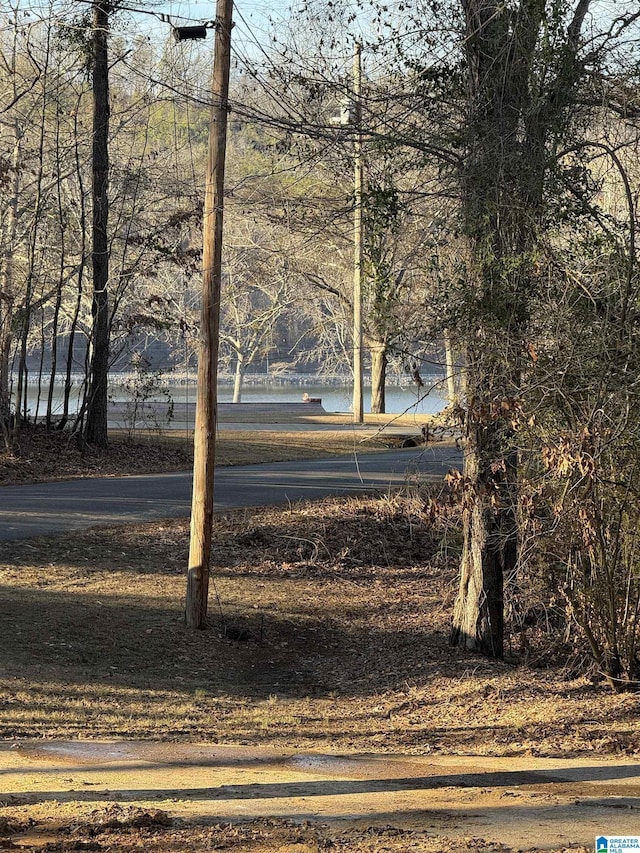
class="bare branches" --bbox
[558,141,636,324]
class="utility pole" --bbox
[352,42,364,424]
[185,0,233,629]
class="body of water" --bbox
[185,382,446,416]
[22,376,448,421]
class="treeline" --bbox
[0,4,443,439]
[2,0,640,685]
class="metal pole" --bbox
[185,0,233,629]
[352,42,364,424]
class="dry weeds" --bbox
[0,495,638,758]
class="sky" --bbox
[141,0,295,55]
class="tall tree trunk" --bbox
[47,90,67,430]
[450,0,589,656]
[0,127,20,438]
[85,0,110,447]
[1,18,22,442]
[61,108,88,431]
[370,341,387,414]
[450,0,545,657]
[14,25,50,445]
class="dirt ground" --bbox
[1,431,639,851]
[3,740,640,852]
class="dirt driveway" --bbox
[2,740,639,850]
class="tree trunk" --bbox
[0,319,11,438]
[450,388,518,657]
[0,16,22,445]
[444,330,457,406]
[352,42,364,425]
[232,354,245,403]
[85,0,110,447]
[61,110,88,431]
[0,111,22,437]
[14,26,51,444]
[47,91,67,430]
[370,342,387,414]
[449,0,550,657]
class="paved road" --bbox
[0,446,461,541]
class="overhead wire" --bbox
[0,0,483,144]
[8,0,627,171]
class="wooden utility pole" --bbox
[185,0,233,629]
[85,0,111,447]
[352,42,364,424]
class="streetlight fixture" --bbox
[173,25,208,40]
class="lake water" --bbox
[22,377,448,420]
[188,382,446,415]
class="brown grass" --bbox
[0,494,638,757]
[0,424,431,485]
[0,480,636,853]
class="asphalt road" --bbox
[0,446,461,542]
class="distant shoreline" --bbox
[20,371,444,389]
